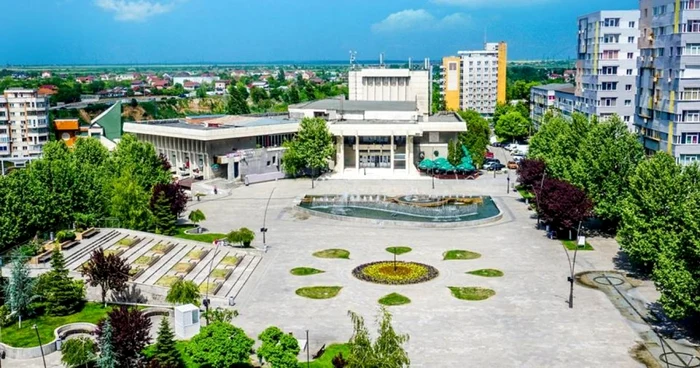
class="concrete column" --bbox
[390,134,395,173]
[337,135,344,172]
[355,134,360,173]
[406,135,412,175]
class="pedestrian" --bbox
[214,186,218,195]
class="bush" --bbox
[56,230,77,243]
[226,227,255,247]
[61,337,96,368]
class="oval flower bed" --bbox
[352,261,439,285]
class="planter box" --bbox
[76,228,100,240]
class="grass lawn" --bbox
[172,262,194,273]
[385,246,412,255]
[448,286,495,301]
[156,275,182,287]
[295,286,342,299]
[516,187,535,200]
[290,267,325,276]
[174,225,226,244]
[0,303,108,347]
[210,268,230,279]
[443,250,481,260]
[561,240,594,251]
[117,237,134,246]
[199,281,220,294]
[220,256,239,266]
[466,269,504,277]
[151,242,170,253]
[313,249,350,259]
[187,249,206,260]
[301,343,351,368]
[378,293,411,306]
[134,255,154,265]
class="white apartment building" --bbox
[441,42,507,116]
[576,10,640,129]
[348,66,431,114]
[0,89,50,158]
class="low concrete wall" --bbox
[0,322,97,360]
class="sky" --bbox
[1,0,639,65]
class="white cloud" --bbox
[95,0,181,22]
[432,0,552,7]
[372,9,471,33]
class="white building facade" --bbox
[576,10,640,128]
[0,89,50,158]
[348,67,431,114]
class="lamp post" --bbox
[431,169,435,189]
[203,240,221,323]
[261,187,275,249]
[506,175,510,194]
[567,221,584,309]
[33,324,47,368]
[306,330,310,368]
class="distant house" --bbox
[249,81,268,89]
[174,74,219,86]
[76,76,95,84]
[41,71,52,79]
[309,77,323,85]
[150,78,170,89]
[38,85,58,96]
[184,81,201,91]
[116,73,136,82]
[214,80,231,95]
[230,70,247,78]
[54,119,80,147]
[284,72,297,81]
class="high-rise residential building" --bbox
[530,84,577,127]
[576,10,640,129]
[348,64,432,115]
[636,0,700,163]
[441,42,507,116]
[0,89,50,158]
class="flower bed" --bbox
[156,275,182,287]
[352,261,439,285]
[172,262,195,273]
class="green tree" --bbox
[618,153,686,270]
[281,117,334,178]
[187,322,255,368]
[250,87,268,105]
[4,251,35,322]
[61,337,96,368]
[151,318,183,368]
[457,110,491,167]
[227,85,250,115]
[494,110,530,143]
[35,250,85,316]
[151,191,176,235]
[286,86,301,104]
[575,116,643,226]
[110,171,153,231]
[188,209,206,228]
[202,307,238,324]
[528,113,581,182]
[196,85,207,99]
[257,326,300,368]
[447,139,462,166]
[166,280,200,305]
[97,320,117,368]
[346,308,409,368]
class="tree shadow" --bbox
[111,284,148,304]
[612,250,652,281]
[648,302,700,344]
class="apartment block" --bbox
[441,42,507,116]
[0,89,51,158]
[348,65,432,114]
[530,84,578,127]
[636,0,700,164]
[576,10,640,129]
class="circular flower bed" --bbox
[352,261,439,285]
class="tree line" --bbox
[519,111,699,321]
[0,135,185,251]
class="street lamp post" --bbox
[431,169,435,189]
[506,175,510,194]
[203,240,221,323]
[261,188,275,248]
[567,221,584,309]
[33,324,47,368]
[306,330,310,368]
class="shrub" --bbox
[226,227,255,247]
[56,230,77,243]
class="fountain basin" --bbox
[297,194,502,227]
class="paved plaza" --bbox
[185,175,643,368]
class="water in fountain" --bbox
[307,195,480,221]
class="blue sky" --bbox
[1,0,639,65]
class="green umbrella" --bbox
[418,158,436,170]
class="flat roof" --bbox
[532,83,576,93]
[130,114,297,131]
[290,99,417,112]
[427,112,463,123]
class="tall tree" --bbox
[151,191,177,235]
[575,116,643,226]
[346,308,409,368]
[187,322,255,368]
[81,248,131,305]
[257,326,300,368]
[494,110,530,143]
[96,306,152,368]
[4,251,35,322]
[97,320,117,368]
[110,171,153,231]
[150,183,187,218]
[618,153,686,270]
[457,110,491,167]
[35,250,85,316]
[227,85,250,115]
[516,159,546,190]
[151,318,182,368]
[282,117,334,177]
[447,139,462,166]
[535,178,593,237]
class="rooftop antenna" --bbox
[349,50,357,70]
[484,27,487,47]
[408,57,412,69]
[380,52,384,68]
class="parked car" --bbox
[483,162,505,171]
[512,155,525,162]
[484,158,501,164]
[491,142,503,148]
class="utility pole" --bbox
[33,325,47,368]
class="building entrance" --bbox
[359,152,391,168]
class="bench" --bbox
[312,344,326,360]
[61,240,80,251]
[82,228,100,239]
[37,251,53,263]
